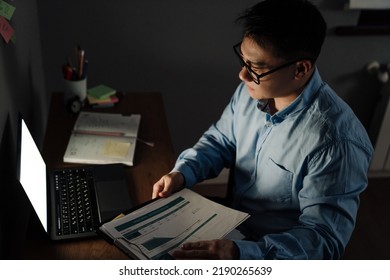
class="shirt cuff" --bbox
[171,162,198,187]
[233,239,265,260]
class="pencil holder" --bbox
[63,77,87,103]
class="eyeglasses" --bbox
[233,42,312,84]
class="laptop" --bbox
[16,115,133,240]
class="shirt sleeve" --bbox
[235,139,372,259]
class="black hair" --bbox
[236,0,327,61]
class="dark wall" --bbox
[36,0,389,156]
[1,0,389,258]
[36,0,259,155]
[0,0,46,258]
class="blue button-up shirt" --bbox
[172,68,373,259]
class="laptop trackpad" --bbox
[95,180,133,222]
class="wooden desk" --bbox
[22,92,175,259]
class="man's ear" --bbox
[294,60,313,78]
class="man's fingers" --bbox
[181,241,207,250]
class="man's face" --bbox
[237,37,299,101]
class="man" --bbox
[152,0,373,259]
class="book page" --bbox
[63,134,136,166]
[73,112,141,137]
[63,111,141,166]
[100,189,249,260]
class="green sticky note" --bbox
[87,84,116,100]
[0,1,16,21]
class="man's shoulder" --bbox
[307,87,372,151]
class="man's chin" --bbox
[246,85,263,100]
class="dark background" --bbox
[1,0,389,258]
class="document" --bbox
[63,111,141,166]
[99,188,250,260]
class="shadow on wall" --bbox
[334,68,382,132]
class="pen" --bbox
[73,130,155,147]
[74,129,125,137]
[78,49,85,79]
[63,46,87,81]
[81,60,88,79]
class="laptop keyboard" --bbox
[54,168,96,236]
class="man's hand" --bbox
[152,172,185,199]
[172,239,239,259]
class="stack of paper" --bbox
[99,188,250,260]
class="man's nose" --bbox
[238,67,252,82]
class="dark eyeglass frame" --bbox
[233,42,313,84]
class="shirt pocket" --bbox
[256,157,293,203]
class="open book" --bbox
[99,188,250,260]
[63,111,141,166]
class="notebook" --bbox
[16,115,133,240]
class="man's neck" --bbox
[272,69,314,113]
[273,93,300,113]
